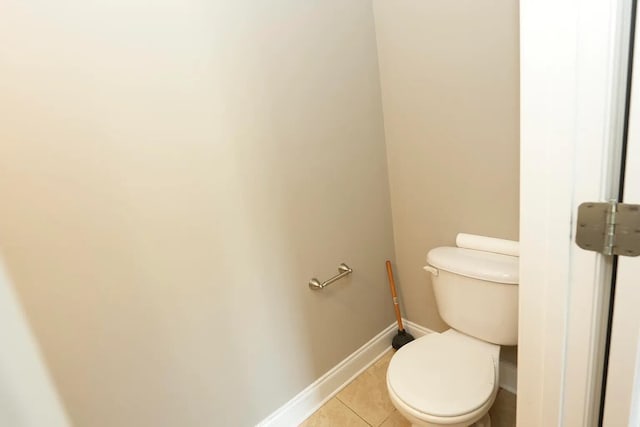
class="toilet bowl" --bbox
[387,330,499,427]
[385,234,518,427]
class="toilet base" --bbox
[472,413,491,427]
[409,413,490,427]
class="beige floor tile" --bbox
[337,350,396,426]
[380,410,411,427]
[373,349,394,372]
[299,398,368,427]
[489,389,516,427]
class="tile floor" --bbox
[299,350,516,427]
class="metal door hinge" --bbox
[576,201,640,257]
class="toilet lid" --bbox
[387,333,496,418]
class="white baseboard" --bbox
[257,319,517,426]
[256,321,398,427]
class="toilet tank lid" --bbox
[427,247,519,284]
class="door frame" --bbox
[519,0,633,425]
[0,259,70,427]
[602,0,640,422]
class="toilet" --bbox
[386,234,518,427]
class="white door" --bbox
[601,4,640,423]
[519,0,639,425]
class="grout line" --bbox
[318,349,396,427]
[335,358,394,427]
[377,410,394,427]
[336,398,373,427]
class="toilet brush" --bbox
[385,260,415,349]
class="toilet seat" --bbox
[387,331,498,421]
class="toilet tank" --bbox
[426,247,519,346]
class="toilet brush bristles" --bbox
[392,329,415,349]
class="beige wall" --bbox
[0,2,394,426]
[373,0,520,331]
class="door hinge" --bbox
[576,201,640,257]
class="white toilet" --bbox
[386,234,518,427]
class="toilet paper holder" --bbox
[309,263,353,290]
